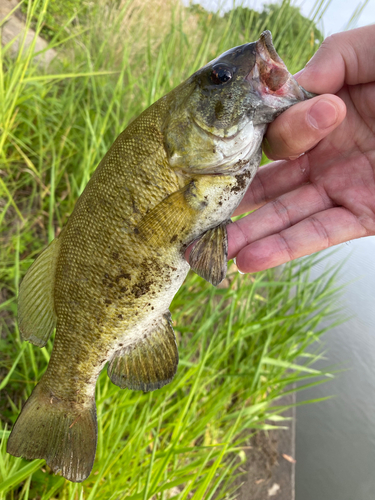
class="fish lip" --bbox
[250,30,290,92]
[255,31,317,101]
[256,30,282,65]
[245,30,312,103]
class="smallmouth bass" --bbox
[7,31,313,482]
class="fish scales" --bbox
[51,99,184,400]
[7,31,315,482]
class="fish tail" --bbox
[7,380,97,482]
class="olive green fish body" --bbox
[8,31,314,482]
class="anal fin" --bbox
[18,238,60,347]
[108,312,178,392]
[189,220,231,286]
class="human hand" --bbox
[228,25,375,273]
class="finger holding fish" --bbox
[228,25,375,274]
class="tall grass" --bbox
[1,0,340,498]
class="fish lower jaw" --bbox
[208,123,266,175]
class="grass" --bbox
[0,0,346,498]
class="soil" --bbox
[232,392,296,500]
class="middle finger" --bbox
[228,182,334,258]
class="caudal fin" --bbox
[7,381,97,482]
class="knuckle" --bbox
[278,232,295,262]
[249,174,266,207]
[308,216,331,248]
[271,198,292,228]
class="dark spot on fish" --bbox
[215,101,224,118]
[151,306,154,310]
[105,299,112,305]
[232,166,252,192]
[132,282,151,298]
[116,272,131,284]
[134,227,139,234]
[99,198,111,209]
[119,343,123,347]
[170,235,178,243]
[118,314,123,320]
[36,407,40,410]
[108,283,114,288]
[218,201,222,206]
[181,226,186,232]
[120,287,127,293]
[132,199,140,214]
[112,252,119,260]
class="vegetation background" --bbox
[0,0,341,498]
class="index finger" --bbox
[297,25,375,94]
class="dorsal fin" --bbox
[107,312,178,392]
[18,238,60,347]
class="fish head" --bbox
[164,30,314,174]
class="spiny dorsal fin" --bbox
[18,238,60,347]
[189,220,231,286]
[108,312,178,392]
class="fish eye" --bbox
[210,65,233,85]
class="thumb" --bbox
[263,94,346,160]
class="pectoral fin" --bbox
[189,220,231,286]
[136,185,195,247]
[107,312,178,392]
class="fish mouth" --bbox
[247,30,312,102]
[257,30,284,67]
[255,30,289,92]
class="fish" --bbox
[7,31,314,482]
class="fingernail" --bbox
[289,152,304,161]
[233,257,245,274]
[293,69,304,80]
[308,99,338,130]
